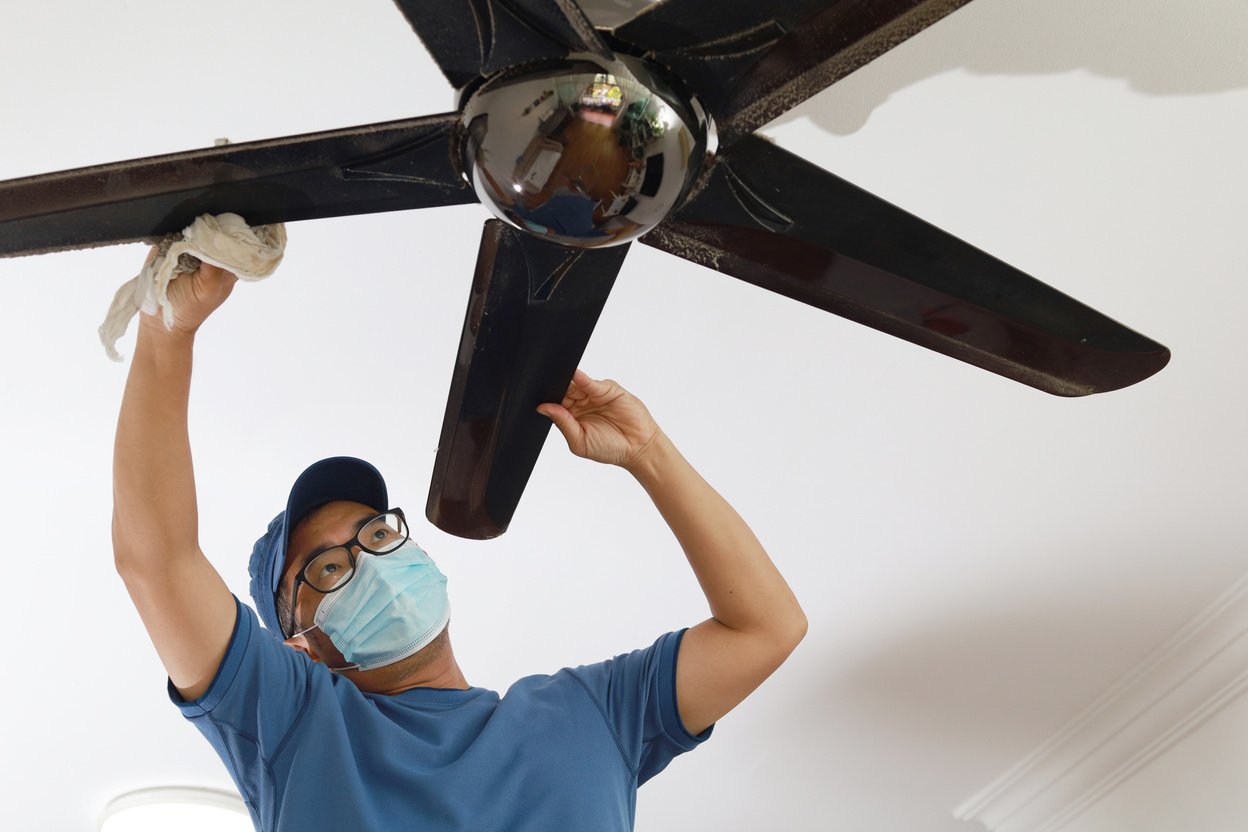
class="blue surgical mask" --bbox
[298,540,450,672]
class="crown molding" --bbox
[953,572,1248,832]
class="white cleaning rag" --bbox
[99,213,287,361]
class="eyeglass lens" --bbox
[302,512,408,592]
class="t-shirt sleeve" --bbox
[569,629,713,786]
[167,595,316,806]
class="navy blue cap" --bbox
[248,456,388,637]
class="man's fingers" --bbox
[562,370,600,408]
[561,379,582,408]
[199,262,238,284]
[537,403,584,452]
[571,369,618,401]
[575,370,610,392]
[572,369,613,397]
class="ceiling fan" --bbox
[0,0,1170,540]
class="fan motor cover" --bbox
[461,54,711,248]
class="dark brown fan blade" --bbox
[611,0,972,144]
[643,135,1169,396]
[392,0,613,91]
[0,113,474,258]
[428,219,629,539]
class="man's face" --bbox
[280,499,380,663]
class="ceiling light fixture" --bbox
[99,787,252,832]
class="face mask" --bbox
[303,540,450,672]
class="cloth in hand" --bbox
[99,213,287,360]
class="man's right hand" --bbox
[143,249,239,336]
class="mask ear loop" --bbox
[288,622,319,640]
[287,621,363,673]
[327,662,362,674]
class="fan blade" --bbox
[0,113,474,258]
[428,219,629,539]
[393,0,613,90]
[643,136,1170,396]
[611,0,972,144]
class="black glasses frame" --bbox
[286,507,409,638]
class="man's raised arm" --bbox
[539,371,807,737]
[112,256,239,701]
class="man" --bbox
[112,256,807,831]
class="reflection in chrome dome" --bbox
[461,54,711,248]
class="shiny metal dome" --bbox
[461,54,711,248]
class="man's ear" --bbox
[284,632,322,664]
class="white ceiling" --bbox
[1,1,1246,830]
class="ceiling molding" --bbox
[953,572,1248,832]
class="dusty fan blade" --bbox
[644,135,1169,396]
[393,0,613,90]
[611,0,972,144]
[428,219,629,539]
[0,114,475,258]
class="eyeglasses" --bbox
[286,508,409,638]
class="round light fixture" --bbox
[99,787,252,832]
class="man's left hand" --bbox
[537,371,661,471]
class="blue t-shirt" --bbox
[170,597,711,831]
